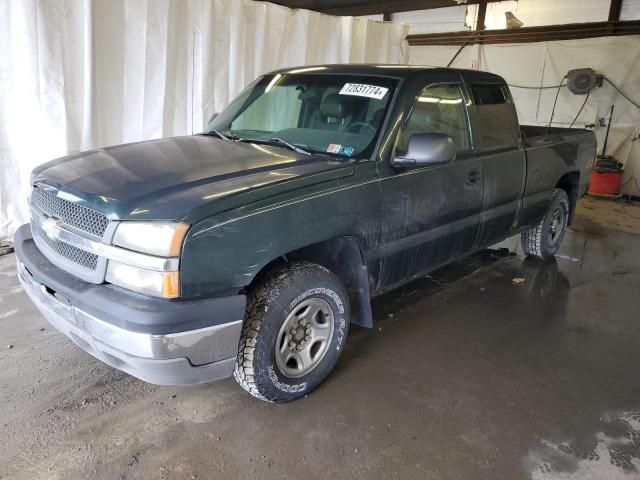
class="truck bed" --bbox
[518,124,596,227]
[520,125,592,140]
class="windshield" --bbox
[207,73,397,158]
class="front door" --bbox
[377,79,483,291]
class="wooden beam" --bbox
[475,0,487,31]
[407,20,640,46]
[383,11,391,21]
[608,0,622,22]
[265,0,511,17]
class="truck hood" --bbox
[31,135,355,221]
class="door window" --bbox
[470,84,520,151]
[398,84,471,154]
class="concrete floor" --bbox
[1,196,640,480]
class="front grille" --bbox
[32,222,99,271]
[31,186,109,238]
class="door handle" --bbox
[467,169,481,185]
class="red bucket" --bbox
[589,171,622,196]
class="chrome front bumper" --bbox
[17,261,243,385]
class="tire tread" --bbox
[233,261,335,402]
[521,188,567,259]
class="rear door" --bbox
[465,81,526,247]
[377,74,483,290]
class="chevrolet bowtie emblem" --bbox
[42,217,62,241]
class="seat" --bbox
[308,93,357,131]
[370,108,386,129]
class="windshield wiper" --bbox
[242,137,312,156]
[201,130,241,141]
[269,138,311,156]
[202,132,315,156]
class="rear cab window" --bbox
[469,84,520,152]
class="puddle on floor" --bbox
[528,411,640,479]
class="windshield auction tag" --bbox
[339,83,388,100]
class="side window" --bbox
[470,84,520,151]
[398,85,471,154]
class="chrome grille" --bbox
[32,222,99,271]
[31,186,109,238]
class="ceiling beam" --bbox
[407,20,640,46]
[265,0,511,17]
[608,0,622,22]
[475,0,487,30]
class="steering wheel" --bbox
[347,122,376,134]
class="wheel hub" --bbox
[548,206,565,246]
[288,320,311,349]
[275,298,335,378]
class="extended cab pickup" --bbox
[15,65,595,402]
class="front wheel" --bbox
[521,188,569,259]
[233,262,350,403]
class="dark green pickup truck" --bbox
[15,65,595,402]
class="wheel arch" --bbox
[555,171,580,225]
[250,236,374,328]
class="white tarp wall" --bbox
[0,0,408,240]
[410,36,640,197]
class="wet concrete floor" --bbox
[1,197,639,479]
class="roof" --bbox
[267,64,506,83]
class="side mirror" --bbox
[393,133,456,167]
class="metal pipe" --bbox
[601,104,615,156]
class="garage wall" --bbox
[409,36,640,197]
[388,0,621,35]
[0,0,408,240]
[392,6,470,34]
[465,0,611,30]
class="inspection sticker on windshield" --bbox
[327,144,354,156]
[339,83,388,100]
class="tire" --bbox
[521,188,570,259]
[233,261,350,403]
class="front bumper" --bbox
[15,225,246,386]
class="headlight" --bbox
[106,261,180,298]
[109,221,188,298]
[113,222,189,257]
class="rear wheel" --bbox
[233,262,350,403]
[521,188,569,259]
